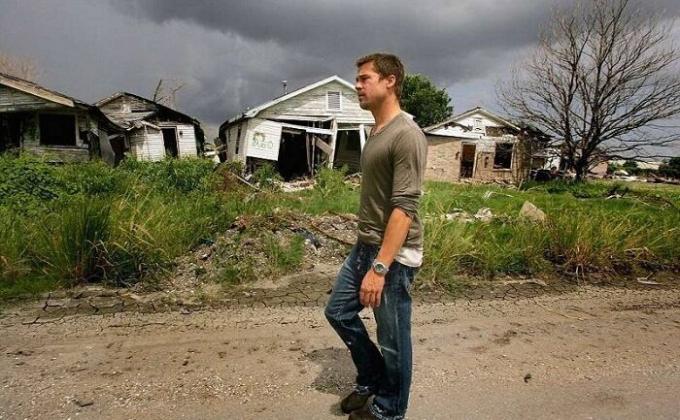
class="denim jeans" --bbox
[324,242,416,420]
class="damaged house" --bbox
[424,107,549,183]
[0,72,121,163]
[96,92,205,164]
[218,75,374,180]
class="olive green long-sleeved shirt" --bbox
[357,112,428,249]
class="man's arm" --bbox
[359,208,411,308]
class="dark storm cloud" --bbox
[1,0,678,139]
[113,0,558,83]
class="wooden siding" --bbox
[129,127,165,161]
[0,85,63,113]
[127,123,199,161]
[100,95,156,113]
[171,124,198,157]
[226,122,247,162]
[244,118,282,161]
[257,81,374,125]
[99,95,158,125]
[24,146,90,162]
[175,124,197,157]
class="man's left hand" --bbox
[360,269,385,308]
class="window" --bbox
[493,143,513,169]
[473,118,484,132]
[39,114,76,146]
[327,91,342,111]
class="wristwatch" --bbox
[372,260,389,276]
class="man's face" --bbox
[355,62,394,111]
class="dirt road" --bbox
[2,285,680,419]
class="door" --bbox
[460,144,476,178]
[162,128,178,158]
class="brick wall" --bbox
[425,135,533,184]
[425,136,461,182]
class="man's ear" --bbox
[385,74,397,90]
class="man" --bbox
[324,53,427,420]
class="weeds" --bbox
[252,163,282,191]
[1,155,678,298]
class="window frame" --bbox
[38,112,77,147]
[326,91,342,111]
[493,142,514,170]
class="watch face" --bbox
[373,261,387,274]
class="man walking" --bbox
[325,53,427,420]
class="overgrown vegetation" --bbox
[420,181,679,286]
[0,156,234,298]
[1,155,678,299]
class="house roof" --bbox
[222,75,356,128]
[0,72,122,132]
[96,91,201,129]
[424,106,520,132]
[0,72,83,108]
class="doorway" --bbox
[0,114,22,152]
[460,144,476,178]
[333,130,361,173]
[162,127,178,158]
[277,131,308,180]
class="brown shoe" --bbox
[340,390,372,414]
[348,406,379,420]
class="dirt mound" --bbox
[169,212,357,292]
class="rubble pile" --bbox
[170,212,357,289]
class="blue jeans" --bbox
[324,242,416,420]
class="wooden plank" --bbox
[315,136,333,155]
[0,76,74,108]
[328,118,337,168]
[279,122,333,135]
[359,123,366,150]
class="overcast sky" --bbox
[1,0,679,141]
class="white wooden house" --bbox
[97,92,204,164]
[218,75,375,180]
[424,107,548,183]
[0,72,121,163]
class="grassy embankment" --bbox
[1,155,678,299]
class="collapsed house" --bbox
[424,107,549,183]
[0,72,121,163]
[96,92,205,164]
[218,75,374,180]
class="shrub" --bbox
[0,155,65,206]
[252,163,282,191]
[315,166,349,199]
[118,158,215,193]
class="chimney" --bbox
[282,80,288,95]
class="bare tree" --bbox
[0,51,39,81]
[500,0,680,181]
[152,78,185,109]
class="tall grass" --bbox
[1,156,678,298]
[39,198,112,284]
[420,180,680,287]
[0,156,234,296]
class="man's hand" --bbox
[360,269,385,308]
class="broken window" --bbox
[327,91,342,111]
[39,114,76,146]
[494,143,513,169]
